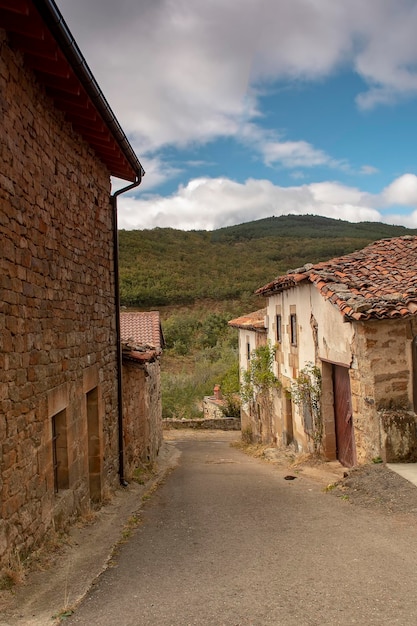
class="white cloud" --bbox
[262,140,332,168]
[116,172,417,231]
[353,2,417,109]
[238,123,345,170]
[309,182,366,205]
[383,210,417,228]
[360,165,379,176]
[382,174,417,205]
[117,176,383,231]
[59,0,417,157]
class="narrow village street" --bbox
[65,432,417,626]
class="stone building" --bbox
[233,237,417,466]
[228,309,268,438]
[0,1,144,572]
[203,385,227,420]
[120,312,164,478]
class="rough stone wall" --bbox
[122,360,162,479]
[351,318,417,463]
[379,409,417,462]
[0,32,119,570]
[203,397,225,420]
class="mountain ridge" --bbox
[119,214,417,308]
[209,214,417,241]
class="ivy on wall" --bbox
[240,342,281,404]
[291,362,323,454]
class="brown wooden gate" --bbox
[333,365,356,467]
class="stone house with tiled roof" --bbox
[235,237,417,466]
[120,312,164,476]
[228,309,268,378]
[0,0,144,572]
[228,309,268,435]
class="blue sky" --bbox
[59,0,417,231]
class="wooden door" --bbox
[333,365,356,467]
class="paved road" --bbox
[67,435,417,626]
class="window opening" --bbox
[290,314,297,346]
[87,387,102,502]
[276,315,282,343]
[52,409,69,492]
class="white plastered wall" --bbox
[265,283,355,450]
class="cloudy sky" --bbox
[59,0,417,231]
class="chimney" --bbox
[213,384,222,400]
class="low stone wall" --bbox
[163,418,241,430]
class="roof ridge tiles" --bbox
[256,235,417,321]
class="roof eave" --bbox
[1,0,144,182]
[33,0,144,182]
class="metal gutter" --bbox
[32,0,145,182]
[111,178,142,485]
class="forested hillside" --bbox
[211,214,415,241]
[119,215,417,308]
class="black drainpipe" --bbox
[111,175,142,485]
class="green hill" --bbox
[119,215,417,308]
[211,214,417,241]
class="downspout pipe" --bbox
[111,174,143,485]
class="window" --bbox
[247,341,251,361]
[52,409,69,492]
[87,387,102,502]
[290,314,297,346]
[276,315,282,343]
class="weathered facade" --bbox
[228,309,267,440]
[120,312,164,478]
[234,237,417,466]
[0,1,144,572]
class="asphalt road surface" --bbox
[67,435,417,626]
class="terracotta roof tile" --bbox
[228,308,267,331]
[256,236,417,321]
[120,312,164,351]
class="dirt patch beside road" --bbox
[328,463,417,516]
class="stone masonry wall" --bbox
[0,32,119,570]
[122,360,162,480]
[203,397,225,420]
[351,318,417,463]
